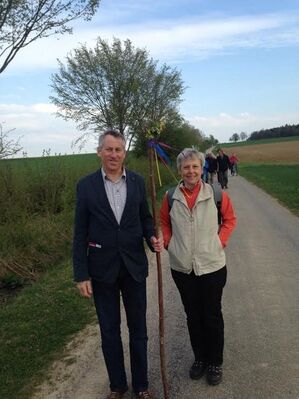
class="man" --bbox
[206,152,218,184]
[73,129,163,399]
[217,149,230,189]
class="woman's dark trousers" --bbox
[92,267,148,393]
[171,266,227,366]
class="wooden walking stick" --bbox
[147,123,169,399]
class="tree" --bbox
[201,134,219,152]
[0,123,22,159]
[133,117,205,158]
[50,37,185,150]
[248,124,299,140]
[240,131,248,141]
[229,133,240,142]
[0,0,100,73]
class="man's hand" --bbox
[76,280,93,298]
[150,236,164,253]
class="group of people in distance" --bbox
[73,130,237,399]
[203,148,239,189]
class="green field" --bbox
[221,135,299,148]
[240,164,299,216]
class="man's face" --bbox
[179,157,202,187]
[97,134,126,174]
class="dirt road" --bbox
[34,176,299,399]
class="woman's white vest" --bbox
[168,182,226,275]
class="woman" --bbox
[229,153,239,176]
[160,148,236,386]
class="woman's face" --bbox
[180,157,202,188]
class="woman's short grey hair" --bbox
[98,129,126,149]
[177,148,205,170]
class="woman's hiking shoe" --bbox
[207,365,223,385]
[189,360,206,379]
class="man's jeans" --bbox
[218,170,228,188]
[92,268,148,393]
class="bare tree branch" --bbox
[0,0,100,73]
[0,123,22,159]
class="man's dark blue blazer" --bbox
[73,169,155,284]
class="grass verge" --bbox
[240,163,299,216]
[0,259,95,399]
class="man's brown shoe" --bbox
[106,392,125,399]
[135,391,155,399]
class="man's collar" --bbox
[101,167,126,181]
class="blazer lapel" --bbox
[120,171,136,224]
[93,170,119,225]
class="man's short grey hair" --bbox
[98,129,126,149]
[177,148,205,170]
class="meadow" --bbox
[222,137,299,163]
[223,138,299,216]
[240,164,299,217]
[0,138,298,398]
[222,135,299,147]
[0,154,97,282]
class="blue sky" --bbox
[1,0,299,157]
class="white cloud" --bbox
[3,12,299,72]
[32,103,57,113]
[2,103,299,156]
[0,103,97,156]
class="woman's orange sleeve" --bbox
[218,191,237,247]
[159,194,172,249]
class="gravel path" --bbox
[33,176,299,399]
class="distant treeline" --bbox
[248,124,299,141]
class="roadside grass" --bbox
[0,259,96,399]
[0,212,73,285]
[240,164,299,216]
[0,154,99,280]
